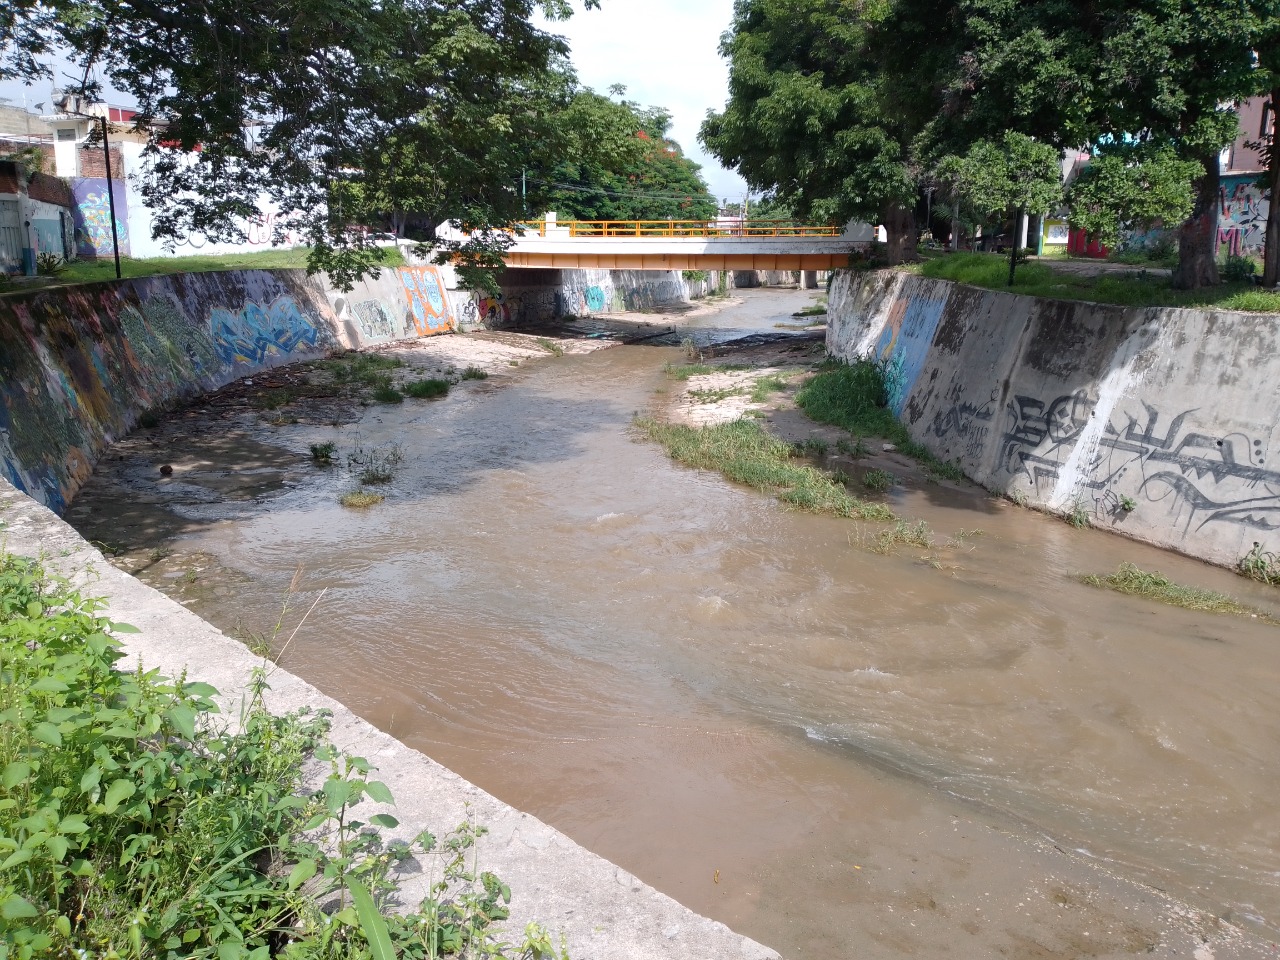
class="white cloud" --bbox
[535,0,749,205]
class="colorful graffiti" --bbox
[398,267,453,335]
[1217,176,1268,258]
[71,179,129,258]
[475,294,511,326]
[352,299,401,341]
[209,296,320,366]
[584,285,607,312]
[872,288,950,414]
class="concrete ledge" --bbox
[0,477,780,960]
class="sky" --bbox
[534,0,748,206]
[0,0,750,204]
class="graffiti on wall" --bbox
[991,390,1280,531]
[930,384,997,461]
[399,267,453,335]
[1217,177,1269,258]
[71,179,128,258]
[209,296,321,366]
[352,299,400,341]
[873,290,950,414]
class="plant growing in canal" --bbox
[1081,562,1279,623]
[535,338,564,357]
[310,441,337,465]
[663,362,749,380]
[348,444,403,485]
[836,436,868,458]
[635,416,893,521]
[862,468,895,492]
[688,386,745,404]
[372,384,404,404]
[461,366,489,381]
[750,373,789,403]
[341,489,385,508]
[1239,542,1280,585]
[869,519,935,554]
[1119,495,1137,512]
[405,377,451,399]
[1065,496,1092,529]
[0,552,562,959]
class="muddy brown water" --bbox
[69,290,1280,958]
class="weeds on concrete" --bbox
[348,444,403,485]
[1081,562,1279,623]
[404,378,450,399]
[1065,497,1091,529]
[371,384,404,404]
[796,359,966,483]
[310,441,337,465]
[461,366,489,381]
[862,468,895,492]
[340,489,385,508]
[750,374,790,403]
[836,436,868,458]
[663,362,750,380]
[1239,542,1280,586]
[635,416,893,521]
[536,338,564,357]
[688,386,745,404]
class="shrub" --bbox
[1221,254,1258,283]
[34,252,66,277]
[460,366,489,381]
[310,441,336,465]
[404,378,450,399]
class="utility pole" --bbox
[100,116,121,279]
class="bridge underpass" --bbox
[500,217,872,271]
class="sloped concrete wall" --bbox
[828,269,1280,569]
[0,265,457,513]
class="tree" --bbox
[1065,143,1199,250]
[700,0,921,264]
[937,132,1062,284]
[1,0,598,289]
[530,89,717,222]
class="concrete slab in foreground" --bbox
[0,478,781,960]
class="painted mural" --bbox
[0,270,339,512]
[1217,175,1268,258]
[71,178,129,258]
[872,288,950,414]
[398,266,454,335]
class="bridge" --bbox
[501,216,873,271]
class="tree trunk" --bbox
[1171,150,1222,290]
[1264,88,1280,288]
[883,204,918,265]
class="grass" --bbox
[792,303,829,317]
[22,246,408,288]
[320,350,404,388]
[347,443,402,485]
[340,489,385,508]
[404,377,450,399]
[371,384,404,403]
[1065,496,1092,529]
[862,468,895,492]
[460,365,489,380]
[688,386,745,404]
[1081,562,1279,623]
[795,359,968,483]
[750,373,790,403]
[1239,542,1280,585]
[310,441,337,465]
[663,362,750,380]
[636,417,894,521]
[869,519,935,554]
[918,251,1280,312]
[535,337,564,357]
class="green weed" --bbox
[869,519,935,554]
[688,386,744,404]
[635,417,893,521]
[1066,496,1091,529]
[348,444,403,485]
[404,378,450,399]
[310,441,337,465]
[1239,542,1280,586]
[1081,562,1279,623]
[862,468,895,492]
[371,384,404,404]
[663,362,750,380]
[536,338,564,357]
[750,374,789,403]
[461,366,489,380]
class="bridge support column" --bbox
[801,270,819,290]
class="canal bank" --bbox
[44,289,1280,960]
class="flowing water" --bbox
[70,290,1280,958]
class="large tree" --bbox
[700,0,922,264]
[531,89,718,222]
[1,0,597,288]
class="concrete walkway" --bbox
[0,478,780,960]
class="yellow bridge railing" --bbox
[517,220,840,239]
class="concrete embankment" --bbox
[0,264,706,510]
[827,268,1280,570]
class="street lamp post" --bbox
[99,116,122,280]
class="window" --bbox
[56,128,77,142]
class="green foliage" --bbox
[1239,542,1280,585]
[869,519,934,554]
[371,385,404,404]
[340,490,385,508]
[663,362,749,380]
[460,366,489,381]
[310,441,337,465]
[750,374,789,403]
[404,378,451,399]
[535,339,564,357]
[795,359,967,482]
[1081,562,1279,623]
[861,468,895,492]
[533,88,717,222]
[635,417,893,521]
[937,132,1063,222]
[347,445,403,485]
[1221,255,1258,283]
[0,553,561,958]
[33,253,65,277]
[1067,144,1200,248]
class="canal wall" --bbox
[476,268,720,328]
[0,480,778,960]
[0,265,458,513]
[827,269,1280,569]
